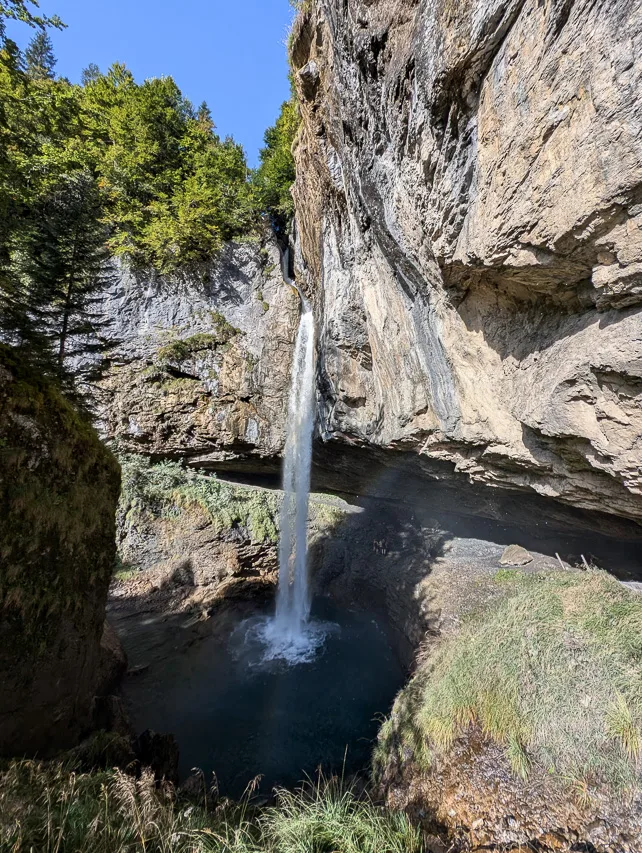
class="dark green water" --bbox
[120,598,405,797]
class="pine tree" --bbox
[12,170,113,374]
[196,101,214,133]
[25,30,56,79]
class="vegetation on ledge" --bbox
[119,455,279,545]
[156,317,239,364]
[0,761,422,853]
[375,569,642,796]
[252,93,299,237]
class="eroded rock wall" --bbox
[290,0,642,524]
[93,237,299,471]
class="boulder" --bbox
[134,729,180,785]
[97,620,128,696]
[499,545,534,567]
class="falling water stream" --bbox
[247,291,335,663]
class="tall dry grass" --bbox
[0,761,423,853]
[376,569,642,795]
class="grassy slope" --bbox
[375,569,642,795]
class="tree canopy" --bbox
[0,15,299,382]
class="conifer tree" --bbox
[81,62,100,86]
[25,30,56,79]
[13,170,113,372]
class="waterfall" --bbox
[275,300,316,635]
[237,247,334,666]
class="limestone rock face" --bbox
[0,347,120,756]
[290,0,642,524]
[94,238,299,471]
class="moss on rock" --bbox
[0,345,121,756]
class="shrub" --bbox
[156,318,238,365]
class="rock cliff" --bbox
[0,346,121,756]
[94,237,299,473]
[290,0,642,525]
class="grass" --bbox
[375,570,642,794]
[118,455,279,546]
[0,762,423,853]
[260,779,422,853]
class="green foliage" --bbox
[0,41,261,376]
[0,1,64,40]
[0,36,114,376]
[11,168,113,368]
[119,455,279,544]
[493,568,521,583]
[24,30,55,78]
[81,64,255,272]
[252,95,299,235]
[260,779,423,853]
[0,762,422,853]
[375,570,642,794]
[156,318,238,364]
[157,333,221,364]
[0,13,299,380]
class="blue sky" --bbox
[7,0,294,167]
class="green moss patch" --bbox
[156,315,239,364]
